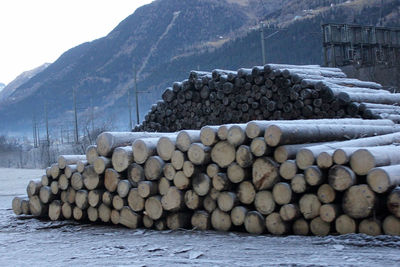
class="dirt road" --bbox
[1,168,399,266]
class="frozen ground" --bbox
[1,168,400,266]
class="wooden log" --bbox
[60,190,68,203]
[342,184,377,219]
[254,190,275,215]
[183,161,196,177]
[227,125,248,147]
[166,213,191,230]
[50,180,59,195]
[119,206,142,229]
[20,198,31,215]
[231,206,248,226]
[211,141,236,168]
[335,214,357,234]
[154,219,167,231]
[250,137,271,157]
[104,168,120,192]
[176,130,201,152]
[117,180,131,198]
[279,160,297,180]
[320,204,340,223]
[64,164,78,178]
[317,184,336,204]
[192,173,211,197]
[132,137,159,164]
[41,175,52,187]
[45,167,51,177]
[304,166,325,186]
[73,206,87,221]
[109,209,119,224]
[203,195,217,213]
[145,195,164,220]
[163,163,176,181]
[227,162,249,184]
[88,189,103,208]
[96,131,168,157]
[235,145,253,168]
[266,212,289,235]
[383,215,400,235]
[387,187,400,218]
[29,195,48,217]
[265,124,399,147]
[310,217,330,236]
[187,143,211,166]
[237,181,256,205]
[144,156,164,181]
[252,157,279,190]
[112,195,127,211]
[75,190,89,210]
[292,218,309,235]
[112,146,133,172]
[66,187,76,204]
[98,203,111,223]
[12,197,29,215]
[77,160,88,173]
[58,155,86,169]
[83,165,103,190]
[93,156,112,174]
[217,192,237,212]
[126,188,144,212]
[333,147,361,165]
[39,186,54,204]
[127,163,144,184]
[272,182,293,205]
[350,146,400,175]
[86,145,98,165]
[157,136,176,161]
[173,171,190,190]
[211,208,231,231]
[200,125,219,146]
[299,194,321,219]
[291,174,307,194]
[48,200,63,221]
[61,202,73,219]
[316,150,335,169]
[212,173,231,191]
[138,181,158,198]
[171,150,185,170]
[359,218,382,236]
[206,163,220,178]
[244,211,265,234]
[184,190,203,210]
[328,165,357,192]
[27,180,42,197]
[191,210,211,230]
[142,215,154,228]
[161,186,184,212]
[296,132,400,170]
[50,163,60,179]
[280,204,300,221]
[158,177,171,196]
[58,174,69,191]
[102,191,114,207]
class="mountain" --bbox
[0,0,398,134]
[0,83,5,92]
[0,63,50,103]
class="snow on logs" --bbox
[134,64,400,132]
[12,118,400,236]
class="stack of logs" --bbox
[135,64,400,132]
[12,119,400,236]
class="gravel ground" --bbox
[1,168,400,266]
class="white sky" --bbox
[0,0,153,85]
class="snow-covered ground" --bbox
[1,168,400,266]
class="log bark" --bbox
[112,146,134,172]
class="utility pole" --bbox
[260,23,266,65]
[32,115,37,148]
[127,81,133,130]
[73,87,79,144]
[134,64,140,125]
[45,101,49,145]
[90,97,95,134]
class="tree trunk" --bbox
[161,186,184,212]
[144,156,165,180]
[291,174,307,194]
[350,146,400,175]
[119,206,142,229]
[211,208,231,231]
[94,156,111,174]
[176,130,201,152]
[64,164,78,178]
[266,212,289,235]
[132,137,159,164]
[254,190,275,215]
[383,215,400,235]
[86,145,98,165]
[252,157,279,190]
[279,204,300,221]
[184,190,203,210]
[310,217,330,236]
[272,182,293,205]
[157,136,177,161]
[58,155,87,169]
[191,210,211,230]
[127,188,144,212]
[145,195,164,220]
[299,194,321,219]
[387,187,400,218]
[117,180,132,198]
[342,184,377,219]
[104,168,121,192]
[49,200,63,221]
[98,203,112,223]
[173,171,190,190]
[111,146,134,172]
[279,160,297,180]
[83,165,103,190]
[244,211,265,234]
[200,126,219,146]
[188,143,211,165]
[217,192,237,212]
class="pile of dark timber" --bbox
[13,120,400,236]
[135,64,400,132]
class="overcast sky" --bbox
[0,0,153,85]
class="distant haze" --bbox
[0,0,153,84]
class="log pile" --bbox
[13,120,400,236]
[134,64,400,132]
